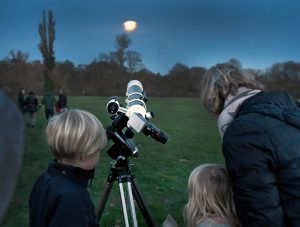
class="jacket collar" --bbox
[217,87,262,140]
[48,160,95,187]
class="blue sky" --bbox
[1,0,300,74]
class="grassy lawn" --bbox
[1,96,222,227]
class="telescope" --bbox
[97,80,168,227]
[105,80,168,159]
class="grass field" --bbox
[1,96,223,227]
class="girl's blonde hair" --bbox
[201,63,264,116]
[46,109,107,160]
[184,164,240,227]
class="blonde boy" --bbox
[29,109,107,227]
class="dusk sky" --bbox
[1,0,300,75]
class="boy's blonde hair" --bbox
[184,164,240,227]
[201,63,264,116]
[46,109,107,160]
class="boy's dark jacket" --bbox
[29,161,98,227]
[223,91,300,227]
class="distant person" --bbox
[18,88,26,113]
[56,88,67,113]
[25,90,38,128]
[0,91,24,223]
[184,164,240,227]
[201,63,300,226]
[42,91,56,122]
[29,109,107,227]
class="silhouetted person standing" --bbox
[42,92,56,122]
[56,88,67,113]
[25,90,38,127]
[18,88,26,113]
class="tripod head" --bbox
[106,113,138,160]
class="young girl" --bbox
[184,164,240,227]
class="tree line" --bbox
[0,52,205,99]
[1,53,300,100]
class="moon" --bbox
[123,20,137,32]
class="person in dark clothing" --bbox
[25,90,38,127]
[56,88,67,113]
[29,109,107,227]
[0,91,24,223]
[201,63,300,227]
[18,88,26,113]
[42,92,56,122]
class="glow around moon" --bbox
[123,20,137,32]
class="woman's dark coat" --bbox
[223,91,300,227]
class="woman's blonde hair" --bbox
[46,109,107,160]
[201,63,264,115]
[184,164,240,227]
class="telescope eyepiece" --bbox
[106,96,120,114]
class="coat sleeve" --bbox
[49,191,98,227]
[223,122,284,227]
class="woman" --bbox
[201,63,300,227]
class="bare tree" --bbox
[169,62,190,76]
[227,58,242,69]
[10,50,29,62]
[38,10,56,91]
[126,50,144,74]
[99,53,109,62]
[115,33,131,67]
[109,51,119,64]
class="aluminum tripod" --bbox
[96,156,157,227]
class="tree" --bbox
[109,51,119,64]
[227,58,242,69]
[115,33,131,67]
[38,10,56,91]
[9,50,29,63]
[169,62,190,76]
[126,50,144,74]
[99,53,109,62]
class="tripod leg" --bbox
[127,182,138,227]
[96,180,114,223]
[119,182,130,227]
[130,178,157,227]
